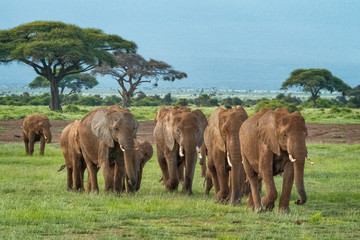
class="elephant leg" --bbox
[259,153,277,211]
[157,147,169,184]
[243,157,262,212]
[28,133,35,156]
[207,157,220,194]
[66,167,73,191]
[39,136,46,155]
[279,162,294,213]
[23,135,30,155]
[201,163,207,178]
[246,179,262,209]
[205,169,213,195]
[114,161,125,194]
[80,159,86,190]
[87,162,99,193]
[165,151,179,191]
[214,153,230,202]
[73,155,83,191]
[178,161,184,182]
[182,155,196,195]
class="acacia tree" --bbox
[94,52,187,107]
[29,73,99,95]
[281,69,351,108]
[0,21,136,110]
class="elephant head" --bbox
[165,109,207,162]
[90,107,139,191]
[258,107,308,205]
[34,115,52,143]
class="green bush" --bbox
[254,99,299,112]
[64,104,81,112]
[134,96,162,106]
[174,98,189,106]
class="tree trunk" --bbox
[312,96,317,108]
[49,79,62,111]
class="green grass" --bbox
[0,143,359,239]
[1,105,359,124]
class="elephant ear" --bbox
[258,110,281,156]
[73,121,81,155]
[164,122,175,151]
[205,108,225,152]
[140,141,153,165]
[91,108,114,148]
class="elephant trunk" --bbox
[122,143,137,193]
[228,137,245,205]
[288,135,307,205]
[43,128,52,143]
[182,142,197,194]
[294,161,307,205]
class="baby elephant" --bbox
[123,139,153,192]
[22,114,52,155]
[59,120,86,191]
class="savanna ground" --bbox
[0,105,360,239]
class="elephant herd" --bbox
[22,105,312,213]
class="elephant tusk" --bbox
[179,146,184,157]
[120,145,126,152]
[306,154,314,165]
[196,146,202,159]
[227,152,232,167]
[44,135,48,140]
[289,154,296,162]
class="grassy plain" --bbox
[0,105,359,124]
[0,143,359,239]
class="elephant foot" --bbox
[214,193,229,204]
[278,207,290,214]
[261,198,275,212]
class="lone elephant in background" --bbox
[22,114,52,156]
[204,106,248,205]
[79,105,139,193]
[240,107,310,213]
[153,106,207,194]
[59,120,86,191]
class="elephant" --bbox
[239,107,310,213]
[22,114,52,156]
[123,139,153,192]
[59,120,86,191]
[153,106,207,194]
[204,106,248,204]
[78,105,139,193]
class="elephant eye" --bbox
[114,127,119,131]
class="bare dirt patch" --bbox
[0,119,359,144]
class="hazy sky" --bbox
[0,0,359,90]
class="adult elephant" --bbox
[79,105,139,193]
[22,114,52,156]
[204,106,248,204]
[153,106,207,194]
[59,120,86,191]
[240,107,311,213]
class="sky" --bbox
[0,0,359,91]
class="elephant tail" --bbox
[57,164,66,172]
